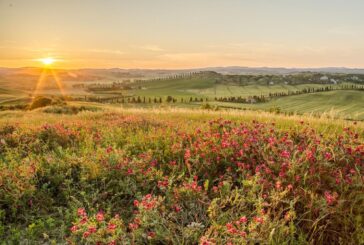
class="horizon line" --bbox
[2,65,364,71]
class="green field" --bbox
[130,75,346,98]
[208,90,364,120]
[1,71,363,120]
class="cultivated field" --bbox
[209,90,364,120]
[1,70,364,120]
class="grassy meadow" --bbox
[0,106,363,244]
[208,90,364,120]
[0,69,363,244]
[1,70,364,120]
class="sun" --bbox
[39,57,56,66]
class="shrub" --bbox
[29,97,53,110]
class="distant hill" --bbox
[198,66,364,75]
[1,66,364,80]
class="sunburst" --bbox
[31,57,65,100]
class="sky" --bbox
[1,0,364,69]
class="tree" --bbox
[166,96,173,103]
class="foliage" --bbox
[29,96,66,110]
[0,110,363,244]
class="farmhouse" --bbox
[320,75,329,81]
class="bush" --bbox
[42,105,99,115]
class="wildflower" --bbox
[281,150,291,159]
[106,146,113,154]
[83,231,91,238]
[239,216,248,223]
[77,208,87,217]
[324,191,338,205]
[129,222,139,230]
[284,212,292,221]
[107,223,117,232]
[80,216,88,224]
[226,223,233,230]
[70,225,78,233]
[133,200,139,207]
[275,181,282,190]
[147,231,156,239]
[158,177,169,188]
[184,149,191,160]
[324,152,332,160]
[88,226,97,233]
[254,216,264,224]
[173,205,182,213]
[96,211,104,222]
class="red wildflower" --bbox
[324,191,338,205]
[239,216,248,223]
[129,222,139,230]
[147,231,156,239]
[184,149,191,160]
[324,152,332,160]
[88,226,97,233]
[281,150,291,159]
[106,146,113,154]
[77,208,87,217]
[70,225,78,233]
[254,216,264,224]
[107,223,117,232]
[173,205,182,213]
[79,216,88,224]
[96,211,104,222]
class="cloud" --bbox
[157,52,256,66]
[138,45,164,52]
[88,49,124,55]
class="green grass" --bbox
[184,83,338,98]
[130,76,347,99]
[131,76,217,97]
[208,90,364,120]
[1,71,363,120]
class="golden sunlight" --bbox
[39,57,56,66]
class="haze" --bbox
[1,0,364,69]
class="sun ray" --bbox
[51,69,65,97]
[31,69,47,100]
[31,55,64,105]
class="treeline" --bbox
[77,95,209,104]
[82,82,133,91]
[218,73,364,86]
[133,71,217,85]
